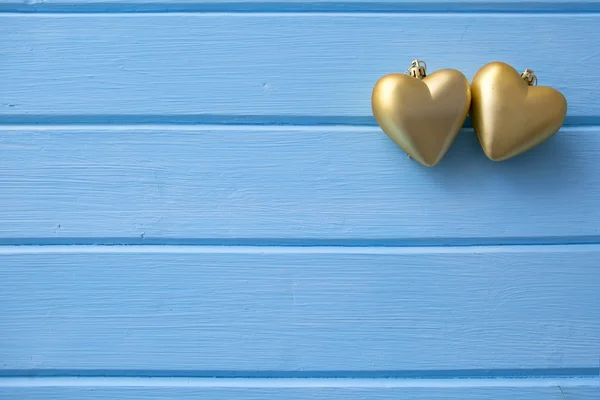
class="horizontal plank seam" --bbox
[0,115,598,127]
[2,243,600,254]
[2,368,598,379]
[0,377,598,389]
[0,125,598,135]
[4,235,600,248]
[2,2,600,14]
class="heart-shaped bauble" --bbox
[470,61,567,161]
[372,69,471,167]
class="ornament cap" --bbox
[406,59,427,79]
[520,68,538,86]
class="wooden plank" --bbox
[1,14,599,119]
[2,0,600,15]
[3,0,600,14]
[1,245,599,370]
[0,380,598,400]
[0,126,599,242]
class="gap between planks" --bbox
[0,116,598,127]
[2,243,600,254]
[0,377,598,389]
[2,368,598,379]
[0,123,599,133]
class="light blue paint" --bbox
[0,385,599,400]
[1,2,599,399]
[1,126,600,243]
[1,246,599,370]
[1,14,600,118]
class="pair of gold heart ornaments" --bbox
[371,60,567,167]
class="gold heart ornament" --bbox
[470,61,567,161]
[371,60,471,167]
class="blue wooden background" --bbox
[1,1,600,398]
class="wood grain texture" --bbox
[1,14,599,120]
[2,2,599,396]
[0,126,598,242]
[1,245,599,370]
[3,1,600,15]
[3,0,600,15]
[0,381,598,400]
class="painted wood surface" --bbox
[0,380,598,400]
[2,0,600,15]
[2,245,599,370]
[1,14,599,122]
[1,1,600,398]
[1,126,599,243]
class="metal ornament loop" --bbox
[520,68,538,86]
[406,59,427,79]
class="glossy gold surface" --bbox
[470,61,567,161]
[371,69,471,167]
